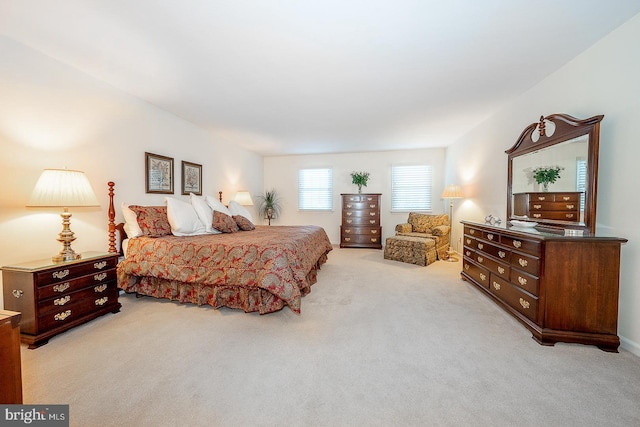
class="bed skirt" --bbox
[119,252,328,314]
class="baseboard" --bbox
[620,335,640,357]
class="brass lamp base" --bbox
[53,208,82,263]
[443,247,459,262]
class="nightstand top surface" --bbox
[1,252,116,272]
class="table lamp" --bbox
[27,169,99,263]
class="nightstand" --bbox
[1,252,121,349]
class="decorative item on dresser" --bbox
[0,310,22,403]
[340,193,382,249]
[460,221,626,351]
[1,252,121,349]
[513,192,581,222]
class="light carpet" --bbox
[20,247,640,427]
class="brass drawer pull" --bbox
[533,213,542,218]
[95,297,109,306]
[369,212,376,216]
[344,229,351,234]
[346,219,353,224]
[370,238,378,242]
[464,264,470,270]
[479,273,487,281]
[519,298,530,309]
[477,256,484,263]
[477,243,484,250]
[466,238,471,245]
[54,310,71,321]
[492,281,501,290]
[52,269,70,279]
[53,282,70,293]
[498,251,506,258]
[566,204,575,209]
[565,214,574,218]
[344,237,351,242]
[487,234,494,241]
[346,212,352,216]
[533,204,542,209]
[469,229,475,235]
[94,261,108,270]
[54,295,71,306]
[370,204,376,208]
[562,196,570,201]
[346,204,352,208]
[513,240,522,248]
[518,276,528,286]
[536,196,546,201]
[371,230,377,234]
[366,197,373,201]
[94,273,108,281]
[12,290,23,298]
[465,250,471,256]
[94,284,108,293]
[498,266,505,275]
[369,220,375,224]
[518,258,528,267]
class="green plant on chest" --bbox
[350,171,370,193]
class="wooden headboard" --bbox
[107,182,224,256]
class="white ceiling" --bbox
[1,1,639,156]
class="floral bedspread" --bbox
[117,225,333,314]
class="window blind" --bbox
[576,158,587,211]
[391,165,432,212]
[298,168,333,210]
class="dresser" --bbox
[0,310,22,403]
[1,252,121,349]
[460,221,626,352]
[513,192,581,222]
[340,193,382,249]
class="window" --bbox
[298,168,333,211]
[391,165,433,212]
[576,158,587,212]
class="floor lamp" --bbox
[441,184,464,262]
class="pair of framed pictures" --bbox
[145,152,202,195]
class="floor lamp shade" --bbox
[441,184,464,262]
[28,169,99,262]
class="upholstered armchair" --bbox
[394,212,451,260]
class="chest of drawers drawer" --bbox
[489,275,538,322]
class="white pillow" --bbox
[190,193,220,234]
[121,203,143,238]
[228,200,254,223]
[205,195,232,216]
[165,197,207,236]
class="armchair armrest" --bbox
[431,225,451,236]
[395,223,412,233]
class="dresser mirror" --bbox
[506,113,603,234]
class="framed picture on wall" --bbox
[181,161,202,195]
[145,152,174,194]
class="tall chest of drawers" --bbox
[340,193,382,249]
[460,221,626,352]
[513,192,581,222]
[2,252,121,348]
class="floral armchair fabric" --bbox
[395,212,451,260]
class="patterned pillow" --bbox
[212,210,239,233]
[129,206,172,237]
[233,215,255,231]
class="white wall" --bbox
[263,149,447,245]
[445,13,640,355]
[0,36,263,308]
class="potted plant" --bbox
[350,171,370,193]
[532,166,564,192]
[256,189,282,225]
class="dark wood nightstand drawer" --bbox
[35,257,117,286]
[38,287,118,331]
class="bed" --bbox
[107,183,333,314]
